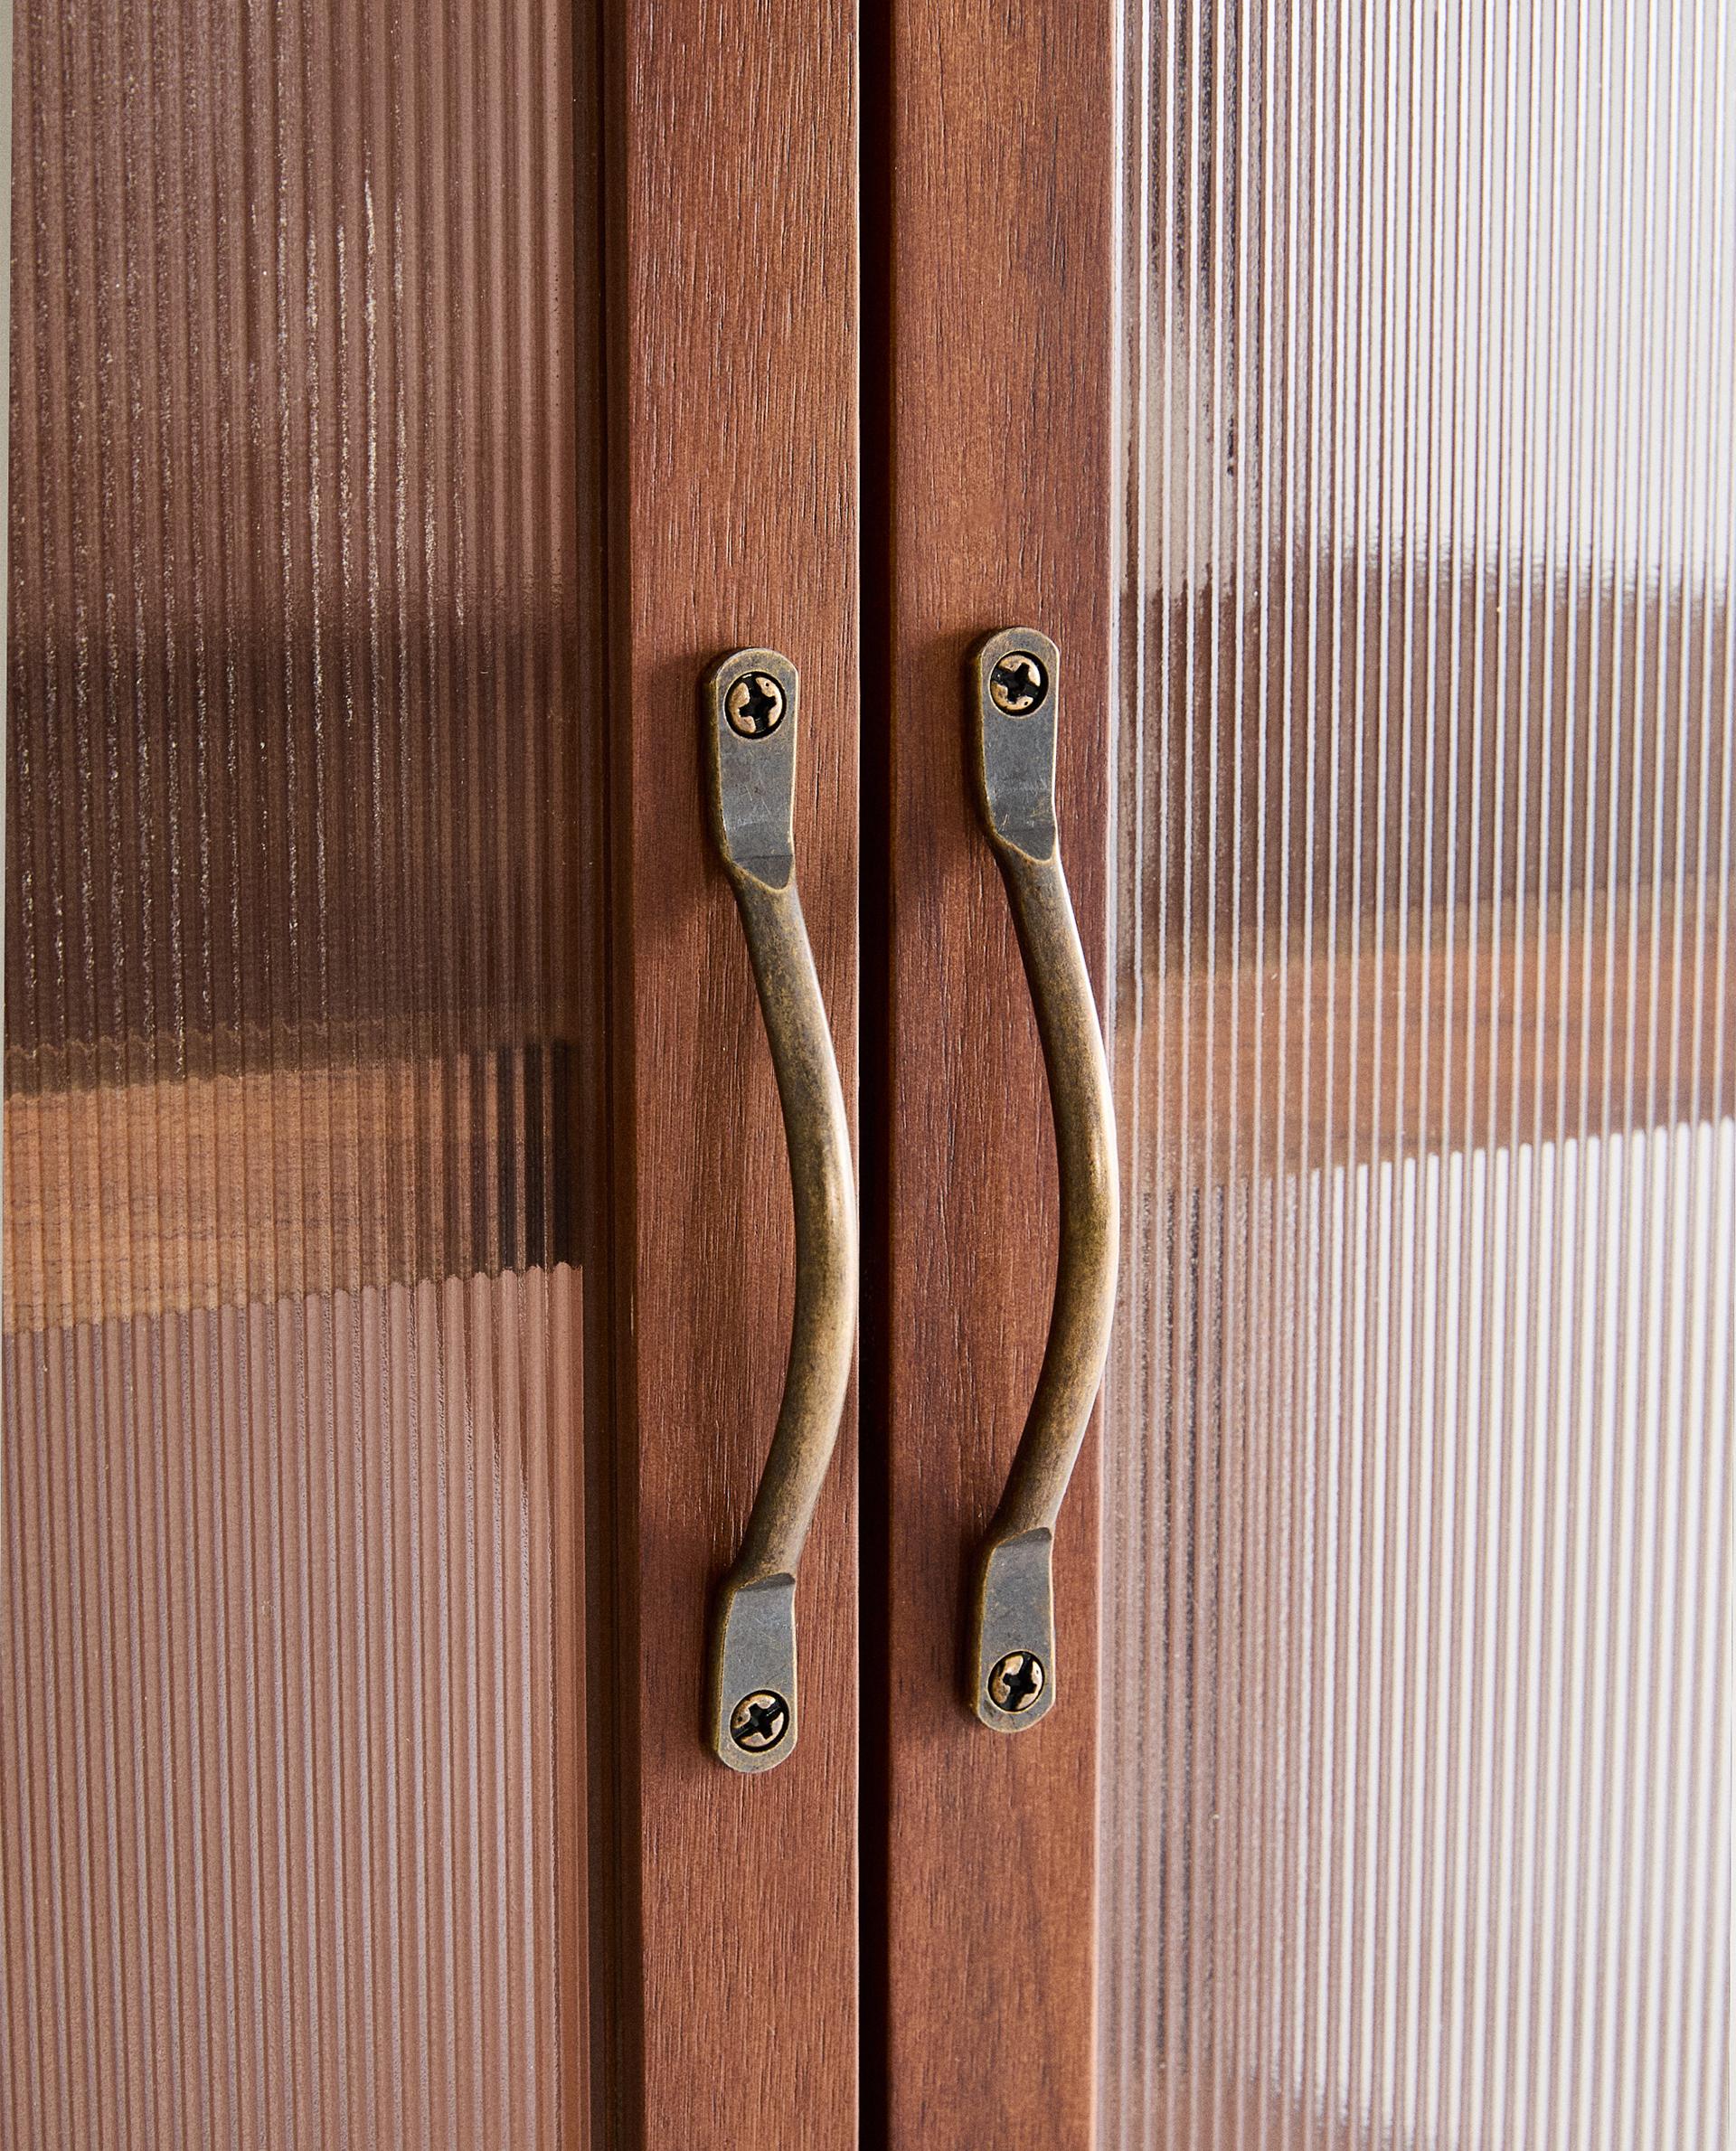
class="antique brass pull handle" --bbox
[968,627,1119,1733]
[703,649,858,1774]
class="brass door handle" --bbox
[968,628,1119,1732]
[703,649,858,1774]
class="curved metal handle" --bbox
[703,648,858,1774]
[968,627,1119,1733]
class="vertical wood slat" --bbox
[868,1,1118,2141]
[598,1,860,2141]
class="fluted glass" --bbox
[1099,7,1733,2146]
[2,2,594,2143]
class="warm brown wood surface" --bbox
[599,3,859,2144]
[867,3,1118,2141]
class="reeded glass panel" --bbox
[3,4,595,2143]
[1100,6,1732,2146]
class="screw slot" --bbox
[986,1650,1046,1713]
[987,651,1048,717]
[725,671,786,739]
[729,1689,791,1752]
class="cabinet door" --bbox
[874,4,1733,2146]
[0,3,859,2146]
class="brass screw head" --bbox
[725,671,786,739]
[987,650,1048,716]
[729,1689,791,1752]
[986,1650,1046,1713]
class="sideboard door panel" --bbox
[3,4,596,2140]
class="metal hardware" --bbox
[986,1650,1046,1713]
[703,648,858,1775]
[988,650,1049,716]
[726,670,786,738]
[729,1690,792,1753]
[967,627,1119,1734]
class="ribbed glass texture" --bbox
[2,1,591,2143]
[1099,5,1732,2146]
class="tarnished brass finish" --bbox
[703,648,858,1775]
[968,627,1120,1733]
[987,649,1049,716]
[729,1690,793,1753]
[725,669,787,738]
[986,1650,1047,1713]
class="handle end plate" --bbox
[970,1529,1057,1733]
[704,647,799,886]
[710,1571,799,1774]
[972,626,1061,859]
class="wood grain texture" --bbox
[868,2,1117,2141]
[600,2,858,2142]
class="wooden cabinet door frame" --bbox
[588,3,860,2143]
[863,2,1119,2142]
[0,1,856,2146]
